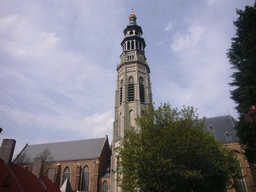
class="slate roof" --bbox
[204,115,239,143]
[21,137,107,163]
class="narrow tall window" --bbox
[103,181,108,192]
[46,167,51,177]
[45,167,51,177]
[127,41,130,50]
[128,76,134,101]
[62,166,70,184]
[81,165,90,191]
[131,41,134,49]
[139,77,145,103]
[120,80,123,105]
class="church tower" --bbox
[110,12,152,192]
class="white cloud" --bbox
[0,14,60,57]
[165,22,172,31]
[171,24,206,52]
[0,104,113,142]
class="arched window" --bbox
[46,167,51,177]
[103,181,108,192]
[129,110,135,129]
[129,76,133,84]
[139,77,145,103]
[81,165,90,191]
[127,41,130,50]
[120,80,123,105]
[62,166,70,184]
[131,41,134,49]
[128,77,134,101]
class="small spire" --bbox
[129,8,136,19]
[128,9,137,25]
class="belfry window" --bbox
[131,41,134,49]
[139,77,145,103]
[62,166,70,184]
[127,41,130,50]
[128,76,134,101]
[120,80,123,105]
[81,165,90,191]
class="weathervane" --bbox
[132,8,134,13]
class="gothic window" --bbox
[139,77,145,103]
[234,170,247,192]
[128,76,134,101]
[81,165,90,191]
[62,166,70,184]
[120,80,123,105]
[129,110,135,129]
[46,167,51,177]
[129,76,133,84]
[103,181,108,192]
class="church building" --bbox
[3,12,254,192]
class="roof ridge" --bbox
[27,137,105,147]
[206,115,233,119]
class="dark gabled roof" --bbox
[41,175,61,192]
[204,115,239,143]
[0,158,23,192]
[22,137,107,163]
[0,158,60,192]
[10,162,46,192]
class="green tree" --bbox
[227,3,256,163]
[116,104,241,192]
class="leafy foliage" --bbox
[227,3,256,162]
[116,104,241,192]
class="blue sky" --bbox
[0,0,255,156]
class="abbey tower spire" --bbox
[110,12,153,192]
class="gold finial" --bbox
[129,8,136,19]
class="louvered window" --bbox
[120,87,122,105]
[139,77,145,103]
[128,76,134,102]
[81,165,90,191]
